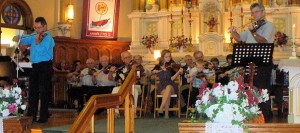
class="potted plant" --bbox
[141,34,158,54]
[192,81,269,130]
[274,31,288,51]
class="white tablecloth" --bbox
[205,122,243,133]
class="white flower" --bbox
[228,92,238,101]
[13,87,22,94]
[241,99,248,108]
[2,101,9,107]
[3,89,10,97]
[201,91,210,104]
[250,105,260,114]
[21,105,27,110]
[212,85,223,98]
[228,81,239,92]
[15,98,21,105]
[262,89,269,101]
[2,109,10,117]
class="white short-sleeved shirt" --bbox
[240,21,275,43]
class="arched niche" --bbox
[0,0,33,50]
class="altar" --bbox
[128,0,300,63]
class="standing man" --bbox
[229,3,275,120]
[20,17,55,123]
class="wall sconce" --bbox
[67,4,74,21]
[153,50,161,60]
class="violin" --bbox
[165,61,182,72]
[36,31,47,44]
[103,64,113,74]
[251,19,266,32]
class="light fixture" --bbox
[67,0,74,21]
[153,50,161,60]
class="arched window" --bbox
[0,0,33,51]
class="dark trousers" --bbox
[27,60,53,121]
[182,87,199,107]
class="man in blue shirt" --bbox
[20,17,55,123]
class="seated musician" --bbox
[80,58,100,86]
[193,51,205,63]
[110,51,141,118]
[180,54,195,111]
[186,61,207,108]
[66,60,82,109]
[203,61,216,84]
[53,60,70,72]
[217,54,234,85]
[151,49,183,119]
[85,55,116,100]
[133,55,148,86]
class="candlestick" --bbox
[293,24,295,43]
[189,12,191,18]
[230,11,232,17]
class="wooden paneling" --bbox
[53,37,131,66]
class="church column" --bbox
[160,0,167,11]
[133,0,140,12]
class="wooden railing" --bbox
[68,66,136,133]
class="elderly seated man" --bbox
[110,51,142,118]
[85,55,117,101]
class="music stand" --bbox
[232,43,274,67]
[231,43,274,88]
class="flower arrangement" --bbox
[0,79,27,117]
[141,34,158,48]
[193,81,269,128]
[170,35,191,49]
[204,16,218,32]
[274,31,288,47]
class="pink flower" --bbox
[8,104,17,114]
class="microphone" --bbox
[25,26,34,31]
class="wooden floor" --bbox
[31,108,288,131]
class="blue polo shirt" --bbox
[20,31,55,63]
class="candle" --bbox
[181,0,183,9]
[230,11,232,17]
[189,12,191,18]
[230,0,232,12]
[293,24,296,43]
[241,0,243,13]
[171,14,173,19]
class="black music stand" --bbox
[231,43,274,88]
[232,43,274,67]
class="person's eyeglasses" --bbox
[251,10,263,15]
[34,26,44,30]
